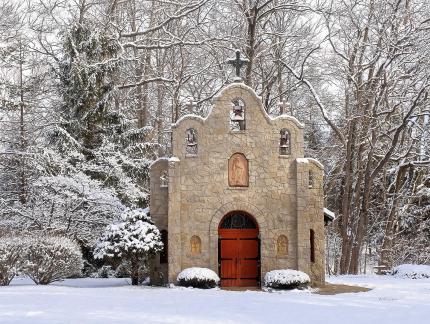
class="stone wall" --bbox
[150,82,325,285]
[296,158,325,283]
[149,158,168,285]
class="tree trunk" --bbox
[244,8,256,85]
[18,38,26,204]
[339,121,356,274]
[156,79,164,155]
[131,258,139,286]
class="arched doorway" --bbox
[218,211,260,287]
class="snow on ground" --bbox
[0,275,429,324]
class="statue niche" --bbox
[277,235,288,256]
[190,235,201,255]
[228,153,249,187]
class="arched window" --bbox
[277,235,288,256]
[308,170,314,188]
[230,98,246,131]
[160,230,168,264]
[220,212,257,229]
[160,170,168,187]
[310,229,315,263]
[185,128,198,155]
[279,129,291,155]
[190,235,201,255]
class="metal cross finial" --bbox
[227,50,249,80]
[185,97,197,113]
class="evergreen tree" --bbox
[94,209,163,285]
[53,20,157,208]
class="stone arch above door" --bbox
[209,202,267,234]
[208,201,269,273]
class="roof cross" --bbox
[227,50,249,80]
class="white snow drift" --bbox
[391,264,430,279]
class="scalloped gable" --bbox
[171,114,205,129]
[219,83,304,127]
[172,83,304,130]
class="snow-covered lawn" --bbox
[1,275,429,324]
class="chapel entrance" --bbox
[218,211,260,287]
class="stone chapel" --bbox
[149,81,326,287]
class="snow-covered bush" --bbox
[391,264,430,279]
[22,235,84,285]
[2,171,125,245]
[0,236,23,285]
[264,269,310,289]
[93,209,163,285]
[177,267,220,289]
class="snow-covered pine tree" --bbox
[25,12,160,244]
[1,4,160,245]
[56,15,158,203]
[94,209,163,285]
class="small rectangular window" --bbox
[160,230,168,264]
[310,229,315,263]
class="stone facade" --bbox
[150,82,325,286]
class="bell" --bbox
[231,104,244,121]
[280,133,290,147]
[187,133,197,146]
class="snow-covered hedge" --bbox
[0,236,23,285]
[22,236,84,285]
[264,269,310,289]
[177,267,220,289]
[391,264,430,279]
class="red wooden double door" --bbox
[218,212,260,287]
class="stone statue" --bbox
[190,236,201,255]
[229,153,248,187]
[277,235,288,256]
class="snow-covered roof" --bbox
[149,157,169,168]
[324,208,336,222]
[169,156,180,162]
[296,157,324,169]
[296,158,309,164]
[307,158,324,170]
